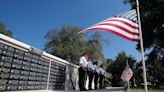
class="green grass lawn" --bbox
[127,88,164,92]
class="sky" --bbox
[0,0,141,61]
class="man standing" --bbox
[93,61,99,89]
[87,56,95,90]
[78,52,88,91]
[99,65,105,89]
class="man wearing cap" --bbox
[78,52,88,91]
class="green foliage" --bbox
[145,48,164,86]
[102,58,113,86]
[86,32,107,63]
[134,62,144,85]
[45,25,85,64]
[0,22,12,37]
[44,25,106,64]
[104,72,113,87]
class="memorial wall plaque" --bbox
[49,61,66,90]
[0,43,66,91]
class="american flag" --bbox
[78,9,140,42]
[121,62,133,82]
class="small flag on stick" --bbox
[121,61,133,82]
[77,9,140,42]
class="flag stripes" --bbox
[121,64,133,82]
[117,9,137,22]
[78,10,140,42]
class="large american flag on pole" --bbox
[121,62,133,82]
[78,9,140,42]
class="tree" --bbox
[103,58,114,86]
[134,61,143,86]
[44,25,106,64]
[146,49,164,86]
[44,25,86,64]
[85,32,108,64]
[0,22,12,37]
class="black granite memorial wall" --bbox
[0,43,66,91]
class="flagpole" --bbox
[136,0,148,92]
[128,81,130,92]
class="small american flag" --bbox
[78,9,140,42]
[121,62,133,82]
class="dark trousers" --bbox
[78,67,86,91]
[103,75,105,88]
[87,71,93,90]
[99,74,104,89]
[103,78,106,88]
[94,72,98,89]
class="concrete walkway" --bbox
[98,87,125,92]
[66,87,125,92]
[7,87,125,92]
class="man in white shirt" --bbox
[87,56,95,90]
[79,52,88,91]
[99,65,105,89]
[93,61,99,89]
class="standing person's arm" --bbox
[96,67,100,75]
[91,64,95,73]
[99,69,101,75]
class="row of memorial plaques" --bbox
[0,43,66,91]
